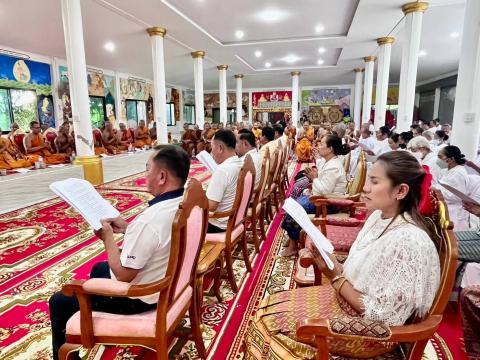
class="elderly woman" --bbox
[245,151,440,359]
[407,136,442,185]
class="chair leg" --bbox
[241,232,253,272]
[155,329,169,360]
[259,207,267,242]
[58,343,82,360]
[224,248,239,293]
[251,215,260,253]
[213,257,223,302]
[196,274,205,314]
[189,300,207,359]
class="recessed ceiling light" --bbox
[104,41,115,52]
[255,8,289,24]
[449,31,460,39]
[255,50,262,58]
[315,24,325,33]
[265,62,271,68]
[418,49,427,57]
[317,59,324,65]
[282,54,301,63]
[235,30,244,39]
[318,47,326,54]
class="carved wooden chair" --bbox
[296,190,458,360]
[59,178,209,360]
[264,147,280,222]
[204,156,256,293]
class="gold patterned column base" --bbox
[73,155,104,185]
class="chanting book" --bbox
[282,197,335,269]
[196,150,218,173]
[49,178,120,230]
[439,182,480,206]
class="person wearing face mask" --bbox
[407,136,442,185]
[433,130,449,154]
[437,145,470,230]
[388,133,403,151]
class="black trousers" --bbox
[207,222,225,233]
[49,261,157,360]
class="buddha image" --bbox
[13,60,31,83]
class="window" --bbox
[0,89,11,133]
[126,99,147,128]
[11,89,38,132]
[438,86,456,125]
[167,102,175,126]
[89,96,106,129]
[183,104,195,124]
[418,90,435,122]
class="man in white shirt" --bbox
[259,126,278,162]
[273,123,285,147]
[49,145,191,360]
[206,129,243,233]
[236,129,262,188]
[363,126,391,162]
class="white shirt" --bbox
[343,210,440,325]
[350,136,376,177]
[241,148,262,189]
[206,155,243,229]
[312,156,347,196]
[112,191,183,304]
[421,151,442,186]
[439,165,470,230]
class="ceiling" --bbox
[0,0,466,90]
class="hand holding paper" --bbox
[196,150,218,173]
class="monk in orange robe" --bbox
[133,120,152,148]
[54,124,75,156]
[102,122,122,154]
[24,121,68,164]
[181,123,198,157]
[295,120,315,162]
[117,123,133,150]
[196,123,216,153]
[252,122,262,141]
[0,131,32,169]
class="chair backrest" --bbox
[272,146,284,184]
[252,149,270,213]
[347,150,367,196]
[266,147,280,190]
[232,156,255,227]
[165,179,209,304]
[14,133,26,154]
[46,132,57,151]
[343,151,351,173]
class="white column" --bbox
[50,56,62,129]
[191,51,205,130]
[396,2,429,132]
[362,56,376,126]
[450,0,480,160]
[353,68,364,129]
[218,65,228,125]
[248,90,253,124]
[374,37,395,129]
[433,87,441,119]
[291,71,300,127]
[235,74,243,123]
[60,0,94,157]
[114,72,122,125]
[147,27,168,145]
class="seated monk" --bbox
[295,119,314,162]
[252,122,262,141]
[24,121,68,165]
[181,123,198,157]
[150,122,157,141]
[117,123,134,150]
[102,122,122,154]
[54,124,75,157]
[0,129,32,169]
[8,122,21,145]
[133,120,152,148]
[196,122,216,153]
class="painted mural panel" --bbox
[183,89,195,106]
[252,91,292,110]
[204,92,249,122]
[0,55,52,95]
[301,88,351,110]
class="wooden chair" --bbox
[204,156,256,293]
[14,133,26,154]
[246,151,271,253]
[264,147,281,221]
[296,190,458,360]
[58,179,209,360]
[342,151,351,174]
[275,143,290,205]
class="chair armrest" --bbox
[209,210,233,219]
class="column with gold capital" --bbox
[191,51,205,130]
[147,26,168,145]
[235,74,243,123]
[291,71,301,127]
[362,56,376,126]
[218,65,228,125]
[353,68,364,129]
[61,0,103,184]
[374,37,395,129]
[397,2,428,132]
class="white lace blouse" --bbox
[342,210,440,326]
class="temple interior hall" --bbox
[1,0,480,359]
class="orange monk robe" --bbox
[252,127,262,140]
[295,127,314,162]
[117,129,133,150]
[102,130,123,154]
[181,129,198,157]
[133,127,152,148]
[196,128,216,153]
[0,137,33,169]
[27,134,67,164]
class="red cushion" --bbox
[326,217,365,227]
[326,198,354,207]
[14,134,26,154]
[325,224,362,253]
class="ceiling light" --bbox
[315,24,325,33]
[254,50,262,58]
[449,31,460,39]
[418,49,427,57]
[282,54,301,63]
[317,59,324,65]
[265,62,271,68]
[104,41,115,52]
[318,47,326,54]
[255,8,289,24]
[235,30,244,39]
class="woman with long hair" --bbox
[245,151,440,359]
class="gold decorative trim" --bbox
[146,27,167,37]
[377,37,395,45]
[217,64,229,70]
[363,56,377,62]
[353,68,364,73]
[73,155,104,185]
[191,51,206,59]
[291,71,301,76]
[402,2,429,14]
[234,74,244,79]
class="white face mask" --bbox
[431,139,439,146]
[436,158,448,169]
[410,151,423,162]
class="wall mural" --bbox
[183,89,195,106]
[371,86,399,105]
[301,88,351,125]
[204,92,249,123]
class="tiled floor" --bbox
[0,150,152,214]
